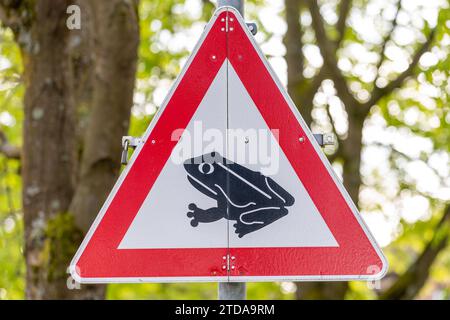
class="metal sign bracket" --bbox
[121,136,144,165]
[121,133,334,166]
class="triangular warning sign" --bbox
[70,7,387,283]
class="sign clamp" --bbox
[121,136,144,165]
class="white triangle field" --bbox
[119,61,338,249]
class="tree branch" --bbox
[284,0,310,123]
[335,0,352,45]
[325,103,340,142]
[69,0,139,233]
[0,0,23,30]
[324,103,344,163]
[0,129,20,159]
[292,0,352,126]
[294,0,351,181]
[373,0,402,84]
[284,0,304,87]
[307,0,359,108]
[0,5,6,25]
[381,204,450,300]
[297,68,326,113]
[365,28,436,109]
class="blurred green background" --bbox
[0,0,449,299]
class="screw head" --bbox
[324,135,334,144]
[299,137,305,143]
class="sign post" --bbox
[217,0,246,301]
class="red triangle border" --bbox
[70,7,387,283]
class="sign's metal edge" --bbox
[70,274,385,284]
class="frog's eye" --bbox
[199,163,214,175]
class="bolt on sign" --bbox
[70,7,387,283]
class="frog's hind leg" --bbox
[234,207,288,238]
[187,203,225,227]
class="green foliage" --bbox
[107,282,294,300]
[43,213,83,282]
[0,159,24,299]
[107,283,217,300]
[0,24,25,300]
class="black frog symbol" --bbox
[183,152,295,238]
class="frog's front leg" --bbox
[187,201,226,227]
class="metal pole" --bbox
[217,0,244,15]
[219,281,246,300]
[217,0,247,301]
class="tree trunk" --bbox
[341,111,365,204]
[70,0,139,235]
[284,0,312,126]
[68,0,139,299]
[21,0,78,299]
[18,0,139,299]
